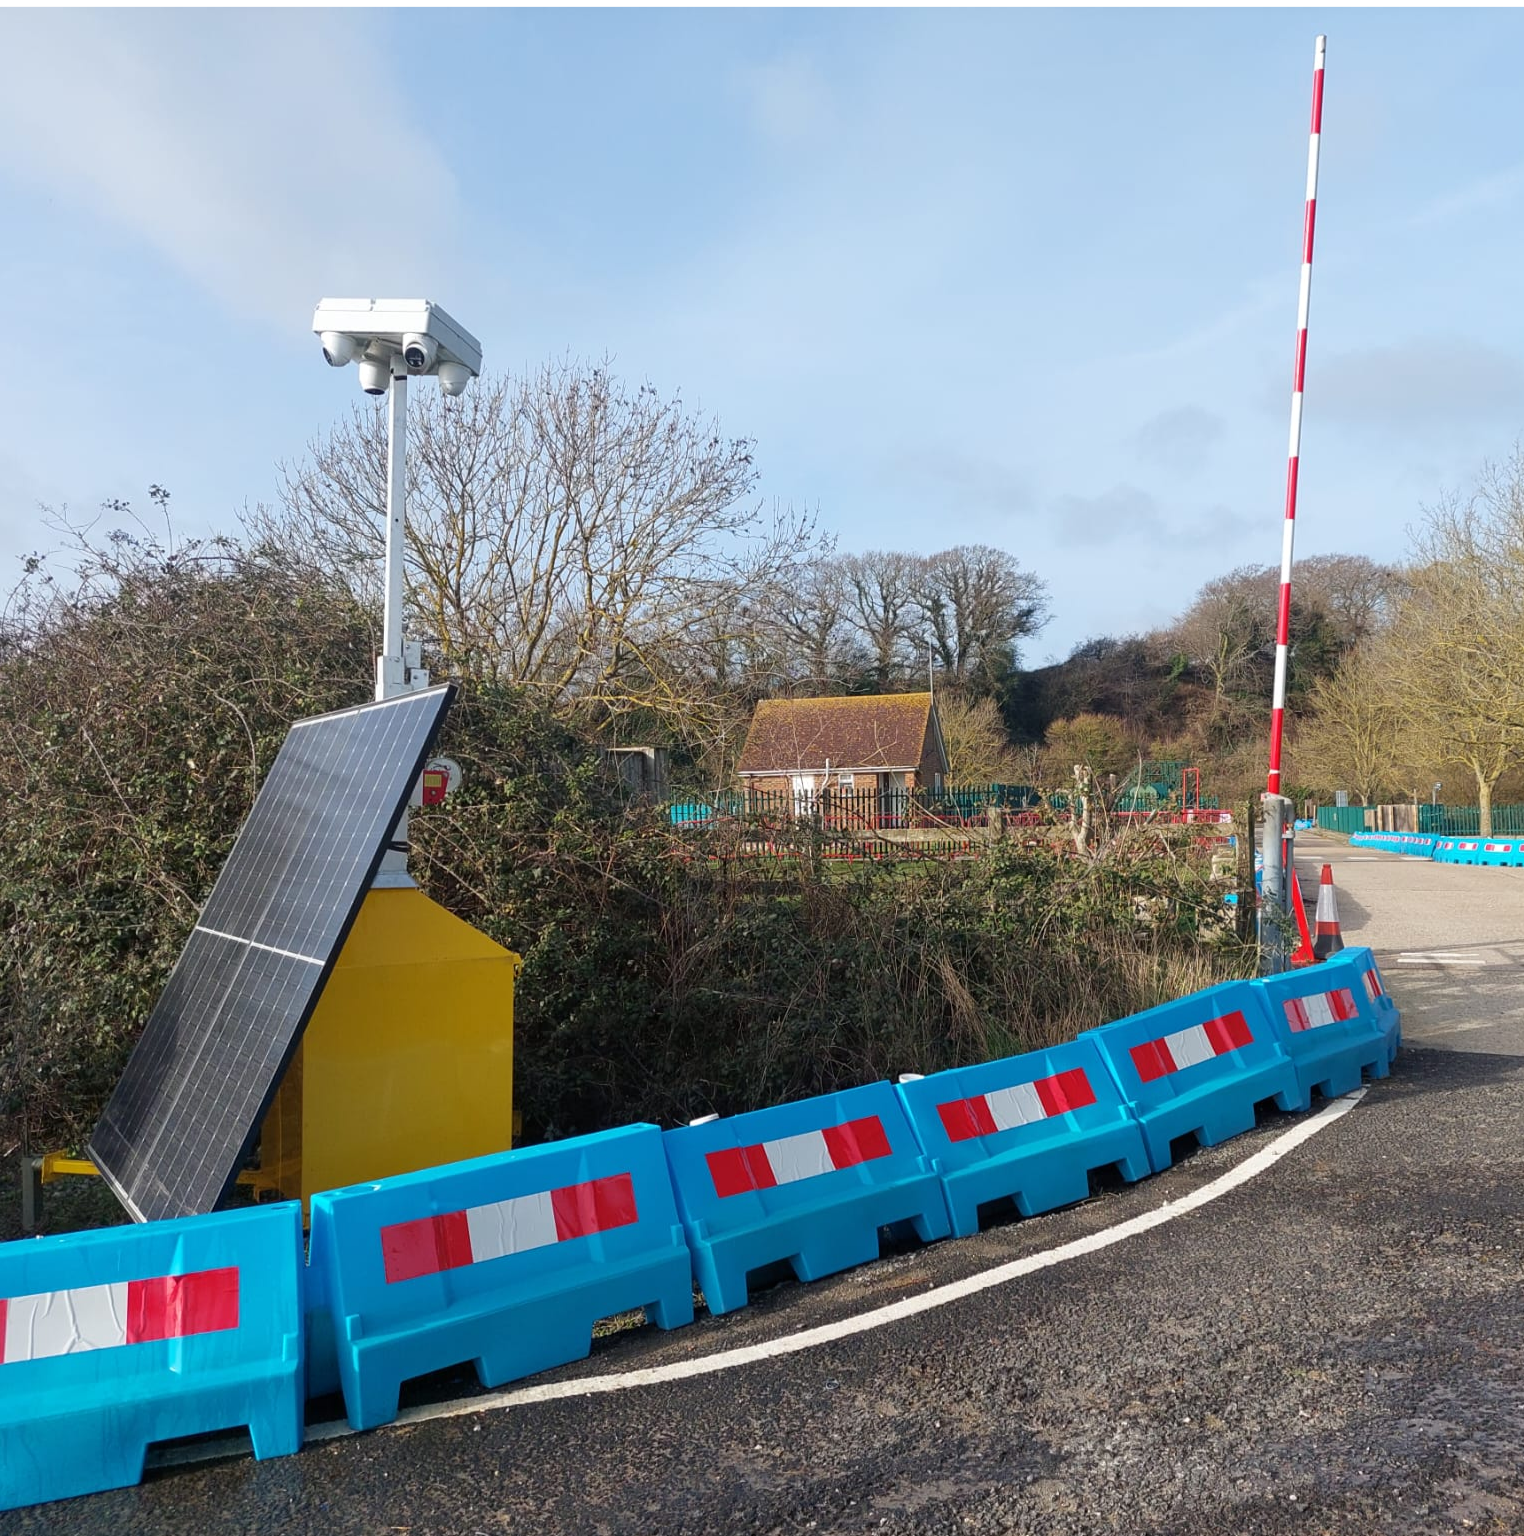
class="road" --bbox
[8,831,1524,1536]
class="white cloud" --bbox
[734,53,836,148]
[0,12,461,330]
[1134,405,1226,475]
[1308,338,1524,431]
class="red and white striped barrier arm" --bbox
[1130,1010,1254,1083]
[1283,987,1358,1031]
[706,1116,891,1198]
[936,1068,1096,1142]
[382,1174,638,1284]
[0,1267,238,1363]
[1267,34,1326,796]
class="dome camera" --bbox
[320,331,359,367]
[357,355,392,395]
[402,333,438,373]
[437,360,472,397]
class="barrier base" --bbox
[1131,1062,1300,1174]
[4,1348,303,1509]
[939,1125,1150,1240]
[688,1174,949,1316]
[336,1240,694,1432]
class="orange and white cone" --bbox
[1312,863,1344,959]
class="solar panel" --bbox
[89,684,457,1223]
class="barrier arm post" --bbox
[1260,792,1293,975]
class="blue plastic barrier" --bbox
[0,1202,304,1510]
[1340,945,1401,1063]
[1251,949,1391,1104]
[895,1039,1150,1239]
[1083,981,1301,1173]
[307,1124,694,1431]
[1350,832,1438,857]
[662,1082,950,1315]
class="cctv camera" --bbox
[320,331,359,367]
[402,333,438,373]
[437,360,472,397]
[357,355,391,395]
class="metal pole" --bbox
[1260,792,1292,974]
[373,356,415,887]
[1266,34,1325,796]
[377,359,408,702]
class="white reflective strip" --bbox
[5,1282,130,1361]
[1287,391,1304,457]
[465,1190,559,1262]
[1301,992,1336,1028]
[1305,137,1320,202]
[1163,1023,1214,1070]
[1315,887,1337,920]
[983,1081,1045,1132]
[761,1130,835,1184]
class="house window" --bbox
[838,773,855,791]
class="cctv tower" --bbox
[256,299,517,1212]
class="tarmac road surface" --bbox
[7,830,1524,1536]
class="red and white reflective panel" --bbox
[1363,969,1385,1003]
[381,1174,638,1285]
[1129,1011,1254,1084]
[1459,842,1479,851]
[0,1267,238,1364]
[936,1068,1096,1143]
[1283,987,1358,1032]
[706,1116,891,1199]
[1484,843,1514,853]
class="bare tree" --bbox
[251,359,818,736]
[1295,639,1405,805]
[1295,553,1405,648]
[840,550,921,688]
[912,545,1049,693]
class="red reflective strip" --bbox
[551,1173,638,1240]
[1035,1068,1095,1116]
[1316,920,1338,936]
[1285,997,1310,1032]
[382,1209,473,1283]
[1130,1040,1175,1083]
[1311,65,1324,132]
[126,1267,239,1344]
[1331,988,1357,1022]
[937,1096,997,1143]
[1204,1010,1253,1054]
[1292,329,1307,392]
[1283,456,1300,521]
[822,1116,892,1169]
[706,1146,755,1198]
[1302,199,1317,265]
[743,1145,778,1190]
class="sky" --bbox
[1,7,1522,663]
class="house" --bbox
[735,692,949,808]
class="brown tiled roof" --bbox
[737,693,939,774]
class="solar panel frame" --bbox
[89,683,457,1222]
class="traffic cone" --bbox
[1289,868,1318,966]
[1312,863,1344,959]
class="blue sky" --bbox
[2,8,1522,661]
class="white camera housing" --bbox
[401,332,438,373]
[312,298,483,397]
[356,354,391,395]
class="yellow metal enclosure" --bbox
[260,886,519,1208]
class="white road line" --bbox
[1397,957,1486,966]
[151,1089,1365,1471]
